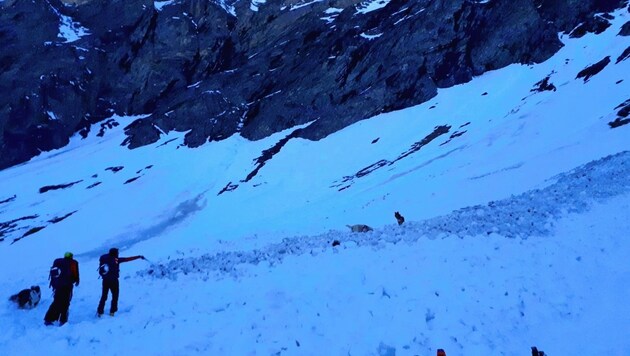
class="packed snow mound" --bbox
[142,150,630,279]
[1,154,629,355]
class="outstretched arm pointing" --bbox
[118,255,145,263]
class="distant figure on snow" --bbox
[97,248,145,317]
[347,224,373,233]
[394,211,405,225]
[44,252,80,326]
[9,285,41,309]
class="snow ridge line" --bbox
[140,151,630,279]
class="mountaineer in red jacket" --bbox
[45,252,80,326]
[97,248,144,317]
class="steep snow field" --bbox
[6,187,629,355]
[1,7,629,355]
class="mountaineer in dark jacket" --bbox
[97,248,144,317]
[44,252,80,326]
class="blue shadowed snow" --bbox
[0,7,629,356]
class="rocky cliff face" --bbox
[0,0,626,169]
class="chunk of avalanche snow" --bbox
[154,0,175,11]
[58,13,90,43]
[356,0,391,15]
[360,32,383,40]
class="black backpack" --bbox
[49,258,70,289]
[98,254,115,279]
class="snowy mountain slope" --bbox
[143,149,630,278]
[2,161,629,355]
[2,0,623,169]
[0,7,629,355]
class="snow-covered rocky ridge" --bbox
[1,0,627,168]
[0,7,629,355]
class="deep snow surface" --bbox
[0,7,629,356]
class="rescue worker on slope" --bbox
[44,252,80,326]
[97,248,144,317]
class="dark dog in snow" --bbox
[394,211,405,225]
[347,224,373,233]
[531,346,546,356]
[9,286,41,309]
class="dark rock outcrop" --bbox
[0,215,38,242]
[49,211,78,224]
[105,166,124,173]
[576,56,611,82]
[609,98,630,128]
[12,226,46,244]
[0,195,17,205]
[0,0,625,169]
[568,14,611,38]
[124,176,141,184]
[39,180,83,193]
[86,182,102,189]
[531,76,557,92]
[330,124,451,191]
